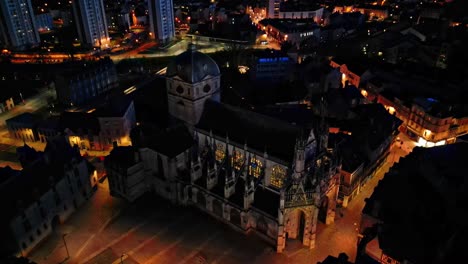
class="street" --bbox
[27,134,414,264]
[7,37,279,64]
[110,38,279,62]
[0,87,54,129]
[110,39,229,62]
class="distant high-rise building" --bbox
[268,0,281,18]
[148,0,175,45]
[72,0,109,48]
[0,0,40,50]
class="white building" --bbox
[72,0,109,48]
[267,0,324,23]
[148,0,175,45]
[0,0,40,50]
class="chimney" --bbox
[112,141,118,149]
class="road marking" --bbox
[179,231,220,264]
[79,212,160,264]
[73,207,123,259]
[207,247,234,264]
[141,229,194,264]
[139,222,208,264]
[109,212,190,264]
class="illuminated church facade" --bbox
[106,44,341,252]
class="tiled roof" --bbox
[196,100,302,163]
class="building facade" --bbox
[329,59,372,88]
[376,95,468,147]
[0,0,40,50]
[258,19,321,46]
[72,0,109,48]
[97,100,136,148]
[106,46,342,252]
[267,0,324,22]
[165,43,221,126]
[249,49,292,81]
[0,137,95,256]
[148,0,175,45]
[5,113,39,142]
[35,12,53,33]
[55,57,118,106]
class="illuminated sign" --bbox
[258,57,289,63]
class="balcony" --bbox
[284,189,316,207]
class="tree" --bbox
[223,42,248,67]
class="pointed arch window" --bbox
[270,165,286,188]
[215,143,225,162]
[249,157,263,178]
[232,150,244,171]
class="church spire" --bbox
[318,96,329,152]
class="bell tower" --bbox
[166,44,221,126]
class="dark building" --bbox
[5,113,40,142]
[72,0,109,48]
[0,136,94,257]
[0,0,40,50]
[54,57,117,106]
[249,49,293,82]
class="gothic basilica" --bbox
[106,44,341,252]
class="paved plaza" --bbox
[26,134,413,264]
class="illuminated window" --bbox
[232,150,244,171]
[249,157,263,178]
[215,144,225,162]
[270,165,286,188]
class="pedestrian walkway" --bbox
[27,134,415,264]
[28,179,126,264]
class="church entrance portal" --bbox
[318,196,329,223]
[298,210,306,241]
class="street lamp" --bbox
[121,253,128,264]
[62,234,70,260]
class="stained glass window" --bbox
[270,165,286,188]
[249,157,263,178]
[215,144,225,162]
[232,150,244,171]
